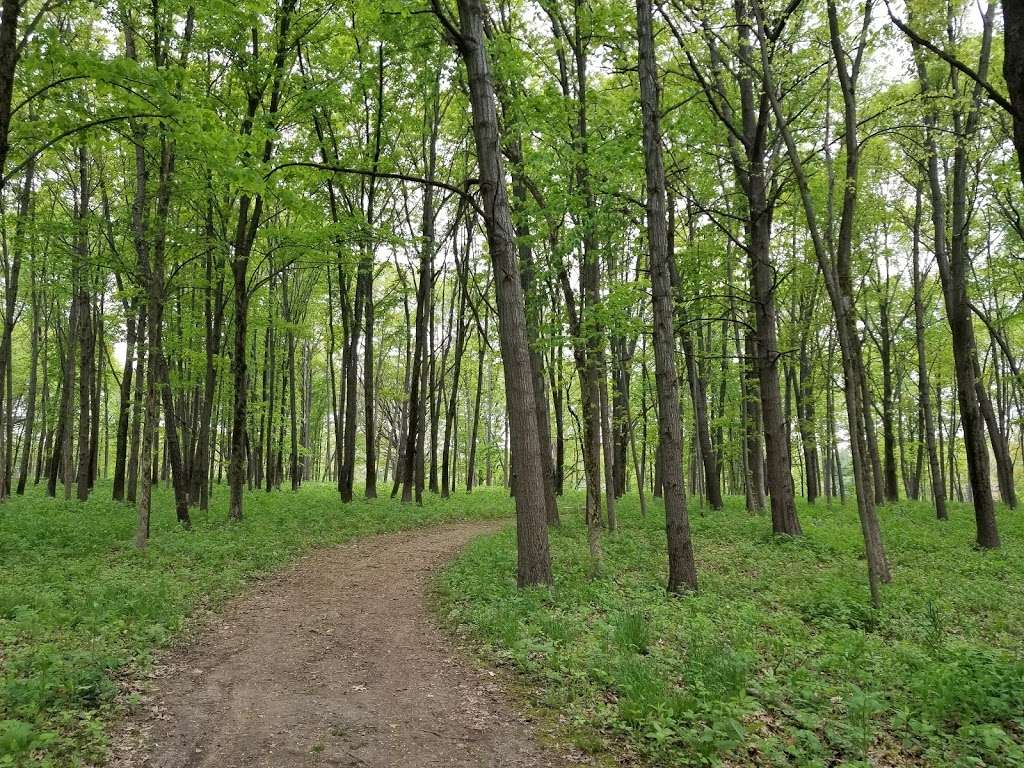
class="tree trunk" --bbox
[915,22,1000,547]
[757,0,890,603]
[448,0,553,585]
[363,265,377,497]
[680,316,723,510]
[637,0,698,592]
[1003,0,1024,187]
[0,157,33,500]
[15,268,39,495]
[227,0,295,521]
[112,307,137,501]
[877,292,899,502]
[190,219,224,509]
[401,144,434,504]
[510,165,559,525]
[74,147,94,503]
[466,318,486,492]
[0,0,24,188]
[127,306,147,503]
[911,189,946,519]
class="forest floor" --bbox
[439,495,1024,768]
[0,483,528,766]
[107,520,572,768]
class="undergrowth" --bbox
[0,481,512,767]
[437,495,1024,767]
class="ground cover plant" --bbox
[438,495,1024,767]
[0,482,512,766]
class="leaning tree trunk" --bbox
[447,0,552,586]
[975,365,1016,508]
[757,0,890,604]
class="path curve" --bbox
[109,520,571,768]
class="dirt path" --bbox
[109,520,573,768]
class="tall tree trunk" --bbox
[679,313,722,510]
[227,0,295,521]
[445,0,553,585]
[127,306,147,503]
[442,251,470,499]
[611,340,631,498]
[401,140,434,504]
[749,211,799,534]
[466,319,486,492]
[914,14,1000,547]
[74,147,94,502]
[757,0,890,602]
[0,157,33,500]
[363,266,377,497]
[136,327,158,548]
[112,307,137,501]
[228,230,252,521]
[637,0,698,592]
[795,333,820,503]
[510,164,559,525]
[339,269,362,502]
[878,289,899,502]
[1003,0,1024,187]
[0,0,24,189]
[15,268,39,495]
[191,225,224,509]
[550,345,565,495]
[734,0,799,534]
[285,277,299,491]
[911,189,946,519]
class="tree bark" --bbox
[0,157,33,500]
[911,188,947,520]
[74,147,94,502]
[444,0,553,586]
[15,265,39,495]
[637,0,698,592]
[913,12,1000,547]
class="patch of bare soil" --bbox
[107,520,574,768]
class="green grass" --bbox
[0,480,513,767]
[437,495,1024,767]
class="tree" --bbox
[637,0,697,593]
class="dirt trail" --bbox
[109,520,573,768]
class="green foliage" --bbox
[0,482,513,767]
[437,495,1024,767]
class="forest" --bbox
[0,0,1023,765]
